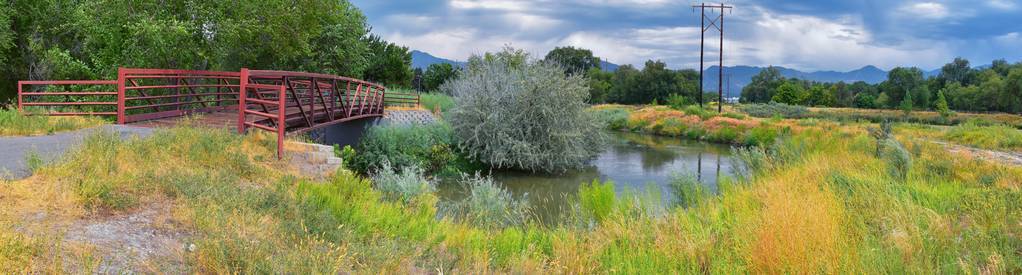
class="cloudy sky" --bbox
[350,0,1022,72]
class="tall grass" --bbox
[0,107,105,136]
[3,118,1021,273]
[442,173,532,228]
[945,120,1022,151]
[577,179,615,223]
[419,93,455,114]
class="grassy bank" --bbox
[1,119,1020,272]
[0,107,106,136]
[593,104,786,146]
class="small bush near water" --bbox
[442,173,531,228]
[370,161,435,203]
[668,173,706,208]
[351,123,477,176]
[444,48,606,173]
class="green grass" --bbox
[0,106,106,136]
[419,93,455,113]
[1,118,1020,273]
[945,120,1022,151]
[577,179,616,223]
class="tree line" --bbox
[0,0,414,103]
[421,46,710,106]
[741,58,1022,113]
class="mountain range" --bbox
[411,50,942,93]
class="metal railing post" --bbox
[238,68,249,134]
[277,85,286,159]
[16,82,22,113]
[116,67,126,124]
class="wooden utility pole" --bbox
[693,3,732,113]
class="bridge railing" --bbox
[18,68,242,123]
[120,68,241,123]
[17,80,119,117]
[383,90,420,107]
[19,68,388,159]
[246,70,386,132]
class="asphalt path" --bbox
[0,125,153,180]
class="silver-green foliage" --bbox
[443,49,606,173]
[443,173,530,228]
[371,161,435,203]
[880,138,912,182]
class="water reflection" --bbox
[437,132,736,224]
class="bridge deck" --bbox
[130,109,240,130]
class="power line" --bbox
[692,2,732,113]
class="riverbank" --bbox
[592,104,788,146]
[2,114,1019,272]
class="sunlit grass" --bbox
[0,107,106,136]
[944,121,1022,151]
[1,116,1019,272]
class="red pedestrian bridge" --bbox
[17,68,420,157]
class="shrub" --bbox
[880,138,912,182]
[731,137,808,180]
[682,105,713,120]
[743,126,779,146]
[665,93,691,110]
[668,174,706,208]
[442,173,531,228]
[370,161,435,202]
[333,145,356,168]
[738,102,809,119]
[352,123,472,175]
[444,48,606,173]
[593,108,630,130]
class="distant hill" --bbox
[701,65,895,94]
[600,60,619,72]
[411,50,465,70]
[411,50,950,94]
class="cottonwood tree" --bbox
[423,63,460,92]
[544,46,601,75]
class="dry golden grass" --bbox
[744,153,851,274]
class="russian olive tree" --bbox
[443,49,606,173]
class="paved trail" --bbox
[0,125,153,180]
